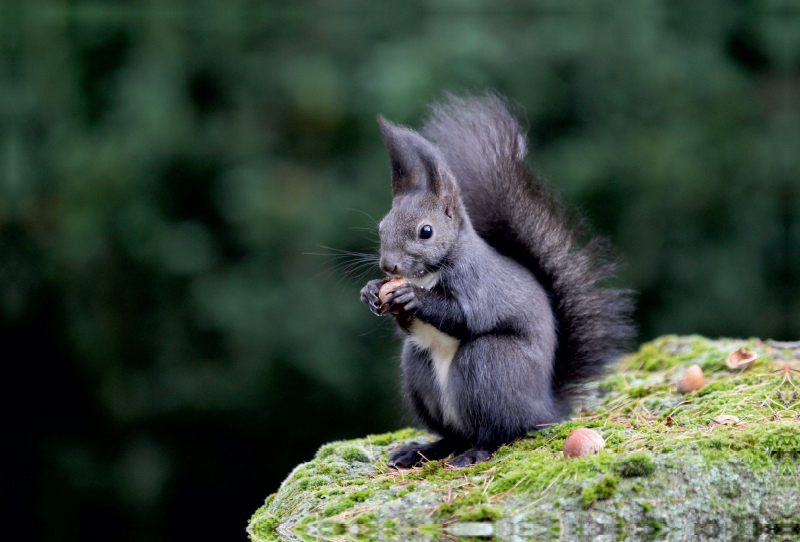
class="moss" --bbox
[595,474,618,498]
[648,520,663,537]
[341,445,371,463]
[579,487,595,508]
[696,380,735,396]
[581,475,617,507]
[598,373,628,392]
[249,503,269,521]
[375,479,395,489]
[354,512,378,524]
[290,469,311,479]
[418,523,441,535]
[248,513,279,540]
[298,513,318,525]
[627,384,667,398]
[350,489,372,502]
[455,504,502,522]
[315,464,338,475]
[295,475,328,490]
[367,428,420,446]
[627,336,710,372]
[323,498,356,517]
[614,451,655,477]
[758,424,800,453]
[436,489,488,518]
[316,442,370,462]
[250,336,798,541]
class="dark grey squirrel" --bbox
[359,93,634,468]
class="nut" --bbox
[378,277,406,313]
[676,364,704,394]
[726,347,757,370]
[563,428,605,458]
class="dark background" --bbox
[2,1,798,541]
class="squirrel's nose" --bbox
[380,258,399,276]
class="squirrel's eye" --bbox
[419,225,433,240]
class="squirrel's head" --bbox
[376,117,466,280]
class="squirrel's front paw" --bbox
[360,279,386,316]
[382,282,420,314]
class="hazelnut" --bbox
[726,347,757,370]
[676,364,704,393]
[378,277,407,314]
[563,428,605,458]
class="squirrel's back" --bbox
[420,93,634,402]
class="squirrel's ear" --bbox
[378,116,455,199]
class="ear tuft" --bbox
[378,116,415,192]
[377,115,457,200]
[376,115,395,136]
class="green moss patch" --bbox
[581,474,618,507]
[248,336,800,542]
[615,451,655,477]
[247,508,279,541]
[316,442,371,463]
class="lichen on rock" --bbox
[247,336,800,541]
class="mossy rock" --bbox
[248,336,800,541]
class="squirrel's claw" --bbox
[360,279,385,316]
[361,280,421,317]
[446,447,492,468]
[383,283,419,315]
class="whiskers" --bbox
[304,209,385,288]
[346,209,381,244]
[304,245,382,287]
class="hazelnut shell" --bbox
[563,428,605,458]
[726,347,757,370]
[710,414,739,426]
[676,364,704,393]
[378,277,407,313]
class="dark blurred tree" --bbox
[1,1,798,541]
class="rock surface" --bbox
[248,336,800,541]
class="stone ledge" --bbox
[248,336,800,541]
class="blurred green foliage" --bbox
[1,1,798,541]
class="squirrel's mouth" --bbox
[398,268,429,280]
[405,270,441,290]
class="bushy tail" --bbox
[421,93,635,402]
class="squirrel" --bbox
[359,93,634,468]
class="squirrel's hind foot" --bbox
[446,447,492,468]
[388,438,461,468]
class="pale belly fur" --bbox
[408,319,462,429]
